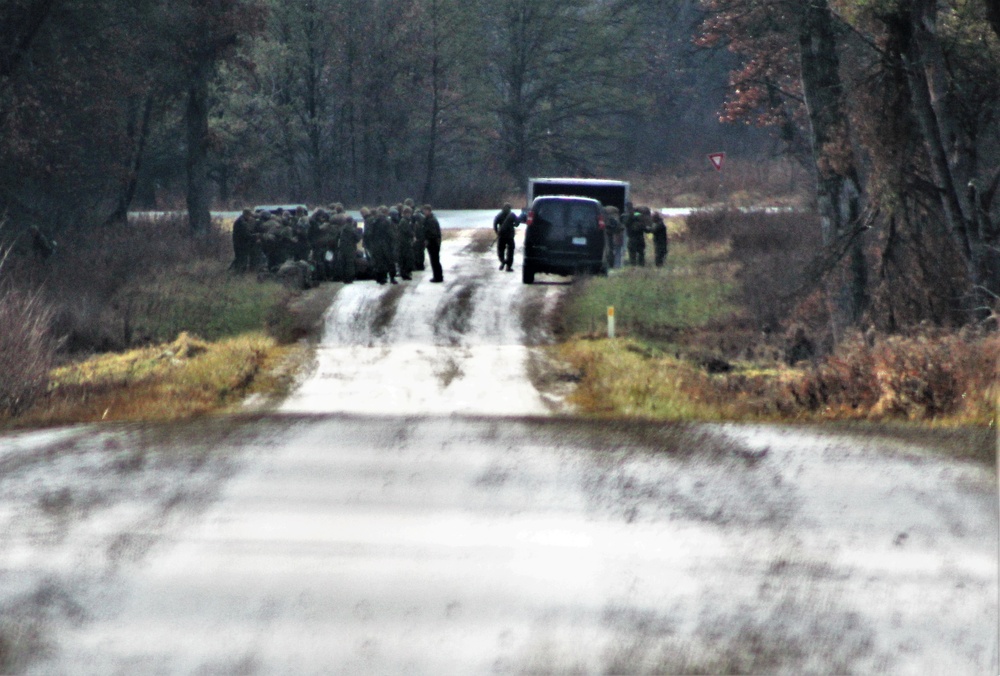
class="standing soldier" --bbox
[312,210,338,281]
[626,204,649,267]
[230,208,255,272]
[291,206,311,262]
[422,204,444,283]
[358,205,372,271]
[620,201,634,260]
[365,205,397,285]
[651,211,669,267]
[325,214,345,281]
[603,206,623,270]
[259,212,284,271]
[407,198,426,271]
[493,203,519,272]
[389,205,402,279]
[337,215,359,284]
[397,206,416,281]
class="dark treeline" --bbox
[0,0,755,225]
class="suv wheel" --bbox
[522,263,535,284]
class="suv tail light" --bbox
[526,210,535,226]
[598,213,606,230]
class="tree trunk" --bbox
[798,0,867,336]
[186,62,212,236]
[422,6,441,203]
[985,0,1000,42]
[898,0,988,308]
[0,0,59,80]
[105,94,154,227]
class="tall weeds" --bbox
[20,215,230,352]
[0,237,57,416]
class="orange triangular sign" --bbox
[708,152,725,171]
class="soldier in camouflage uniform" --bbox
[326,214,346,281]
[291,206,311,262]
[364,206,397,285]
[422,204,444,283]
[257,213,283,271]
[337,215,359,284]
[493,203,519,271]
[620,200,634,265]
[309,209,337,281]
[603,206,623,270]
[406,198,426,271]
[625,205,649,267]
[230,208,256,273]
[397,206,416,280]
[651,210,668,267]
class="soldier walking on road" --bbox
[422,204,444,283]
[651,211,669,267]
[493,203,519,272]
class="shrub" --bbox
[0,285,56,416]
[784,330,999,422]
[36,214,230,353]
[686,209,823,334]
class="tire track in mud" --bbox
[370,282,409,339]
[433,279,482,346]
[281,228,563,416]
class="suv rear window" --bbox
[534,200,597,237]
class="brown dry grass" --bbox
[560,331,998,427]
[9,332,300,428]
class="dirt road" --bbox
[280,225,567,416]
[0,214,996,674]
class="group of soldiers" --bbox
[232,198,666,286]
[602,202,668,269]
[230,199,443,287]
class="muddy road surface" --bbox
[1,213,997,674]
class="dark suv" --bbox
[521,196,606,284]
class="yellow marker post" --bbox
[608,306,615,339]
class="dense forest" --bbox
[0,0,756,219]
[1,0,999,331]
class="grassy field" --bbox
[125,262,292,343]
